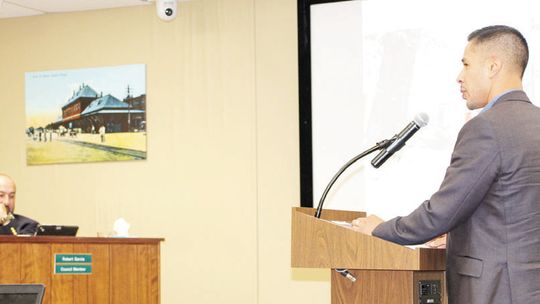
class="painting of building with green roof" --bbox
[25,64,146,165]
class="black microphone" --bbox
[371,113,429,168]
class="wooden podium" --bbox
[0,236,163,304]
[291,207,446,304]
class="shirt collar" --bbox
[480,89,520,113]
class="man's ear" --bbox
[488,57,502,78]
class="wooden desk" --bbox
[0,236,163,304]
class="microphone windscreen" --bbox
[414,112,429,127]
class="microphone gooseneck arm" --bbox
[313,139,392,284]
[314,139,392,219]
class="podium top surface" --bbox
[0,235,164,244]
[291,207,445,270]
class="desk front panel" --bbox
[0,237,162,304]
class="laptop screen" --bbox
[35,225,78,236]
[0,284,45,304]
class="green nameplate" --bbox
[55,265,92,274]
[54,253,92,275]
[55,254,92,263]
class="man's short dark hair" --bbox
[468,25,529,77]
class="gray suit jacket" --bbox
[372,91,540,304]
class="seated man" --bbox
[0,174,39,235]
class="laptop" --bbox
[0,284,45,304]
[35,225,79,236]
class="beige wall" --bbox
[0,0,329,303]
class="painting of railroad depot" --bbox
[25,64,146,165]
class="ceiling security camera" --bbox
[157,0,178,21]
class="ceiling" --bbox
[0,0,153,19]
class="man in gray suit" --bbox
[352,25,540,304]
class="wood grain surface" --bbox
[0,237,162,304]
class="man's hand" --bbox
[426,234,447,249]
[0,204,10,225]
[351,215,384,235]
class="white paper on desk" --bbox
[329,220,353,228]
[405,244,430,249]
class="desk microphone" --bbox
[371,113,429,168]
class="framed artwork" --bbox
[25,64,147,165]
